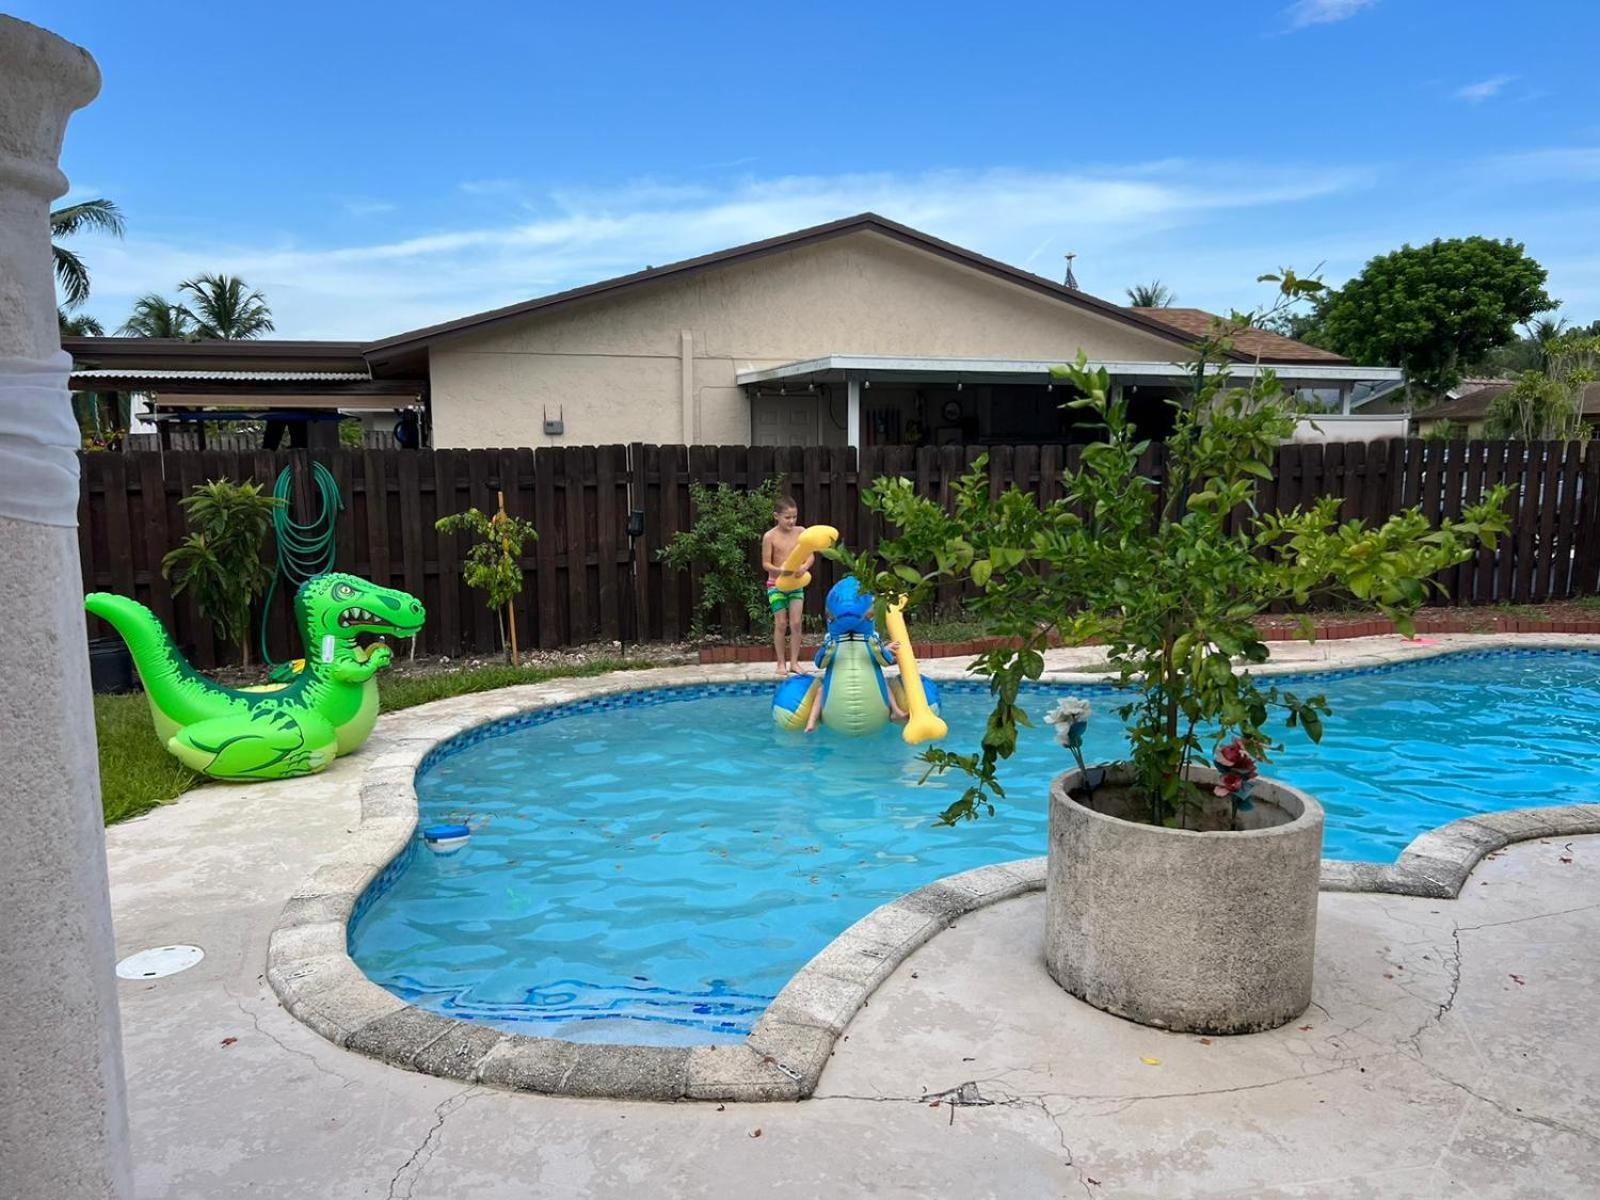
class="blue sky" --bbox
[26,0,1600,340]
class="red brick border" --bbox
[697,617,1600,664]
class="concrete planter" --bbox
[1044,763,1324,1035]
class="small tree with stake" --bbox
[436,494,538,664]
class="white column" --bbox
[846,378,862,450]
[0,16,132,1200]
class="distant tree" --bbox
[1485,331,1599,441]
[119,294,195,339]
[1258,305,1331,347]
[1319,237,1555,397]
[1126,280,1175,308]
[60,312,106,336]
[178,274,274,339]
[1421,418,1468,441]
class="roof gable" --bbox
[364,213,1230,362]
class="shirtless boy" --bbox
[760,496,813,676]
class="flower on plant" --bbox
[1212,737,1259,798]
[1045,697,1092,748]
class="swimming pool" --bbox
[348,648,1600,1045]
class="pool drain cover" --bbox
[116,945,204,980]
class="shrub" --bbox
[161,478,283,666]
[659,477,781,635]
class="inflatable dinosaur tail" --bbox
[85,593,213,733]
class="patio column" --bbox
[0,16,133,1200]
[846,378,861,450]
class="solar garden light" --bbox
[622,509,646,656]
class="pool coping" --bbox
[267,636,1600,1103]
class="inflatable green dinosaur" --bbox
[86,573,425,781]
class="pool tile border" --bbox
[268,639,1600,1102]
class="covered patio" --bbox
[739,355,1407,448]
[64,336,428,450]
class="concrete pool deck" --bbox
[105,634,1600,1196]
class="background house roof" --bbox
[1128,308,1351,364]
[1419,380,1600,421]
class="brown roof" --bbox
[1420,380,1600,422]
[62,337,371,374]
[364,212,1232,363]
[1127,307,1351,364]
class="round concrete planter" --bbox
[1044,763,1324,1035]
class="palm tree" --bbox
[1126,280,1175,308]
[1527,316,1568,370]
[51,198,125,310]
[60,312,106,336]
[178,274,275,339]
[119,294,195,339]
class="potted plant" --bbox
[846,275,1508,1034]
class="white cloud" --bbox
[340,197,397,217]
[1456,75,1515,103]
[1284,0,1377,30]
[61,162,1371,339]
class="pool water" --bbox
[349,649,1600,1045]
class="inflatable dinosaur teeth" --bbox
[85,572,425,782]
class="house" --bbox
[65,213,1403,450]
[1412,380,1600,438]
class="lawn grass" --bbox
[94,693,202,825]
[93,657,660,826]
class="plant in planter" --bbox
[842,277,1509,1033]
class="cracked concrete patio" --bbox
[106,640,1600,1198]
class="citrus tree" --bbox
[841,278,1510,827]
[435,504,538,663]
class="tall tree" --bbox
[178,273,275,339]
[1319,237,1555,398]
[119,294,195,339]
[1126,280,1175,308]
[52,197,124,328]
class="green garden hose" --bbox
[261,461,344,673]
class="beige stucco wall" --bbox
[428,229,1189,449]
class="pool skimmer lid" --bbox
[116,945,204,980]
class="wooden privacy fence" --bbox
[78,439,1600,668]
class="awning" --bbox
[736,354,1403,387]
[69,367,424,413]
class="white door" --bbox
[751,393,819,446]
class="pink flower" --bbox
[1214,738,1258,778]
[1213,772,1245,797]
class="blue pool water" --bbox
[349,649,1600,1045]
